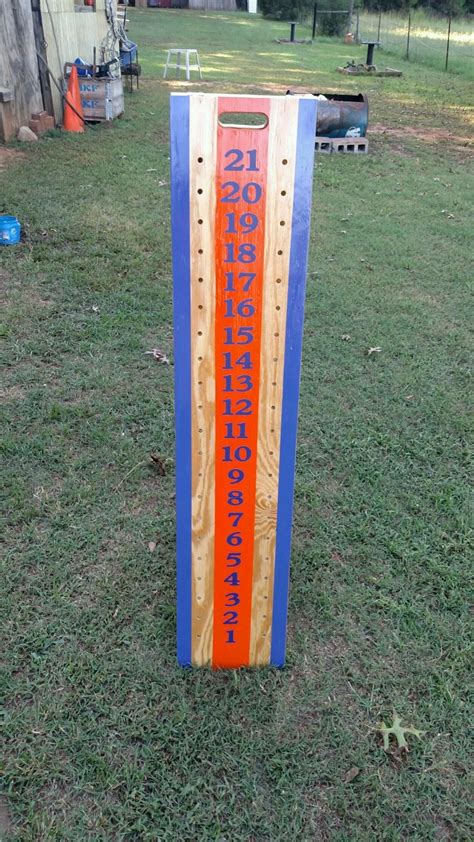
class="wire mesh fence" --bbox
[355,9,474,76]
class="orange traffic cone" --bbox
[63,65,84,133]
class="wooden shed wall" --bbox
[0,0,43,141]
[41,0,111,119]
[188,0,237,9]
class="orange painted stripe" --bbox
[212,97,270,668]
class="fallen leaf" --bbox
[144,348,170,364]
[146,168,157,172]
[343,766,360,784]
[367,346,382,355]
[150,453,167,475]
[341,334,351,341]
[148,541,157,552]
[376,712,424,754]
[92,305,100,313]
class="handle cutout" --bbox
[219,112,268,129]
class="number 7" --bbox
[239,273,255,291]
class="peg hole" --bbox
[281,190,286,196]
[197,156,203,163]
[280,220,286,227]
[282,158,288,165]
[197,188,203,195]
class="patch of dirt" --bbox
[0,268,13,301]
[0,384,26,403]
[0,795,13,838]
[371,123,473,151]
[0,146,26,170]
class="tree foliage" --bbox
[259,0,314,21]
[362,0,472,14]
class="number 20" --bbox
[221,182,262,204]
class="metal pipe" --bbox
[445,15,452,71]
[406,10,411,61]
[312,2,318,39]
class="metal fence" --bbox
[354,9,474,75]
[307,7,473,76]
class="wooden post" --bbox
[347,0,355,35]
[170,93,317,668]
[31,0,54,119]
[312,2,318,39]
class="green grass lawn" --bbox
[1,10,472,840]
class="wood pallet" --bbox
[315,136,368,154]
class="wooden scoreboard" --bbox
[170,93,317,668]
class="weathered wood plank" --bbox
[0,0,43,140]
[189,94,218,666]
[249,96,299,665]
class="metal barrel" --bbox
[314,93,369,138]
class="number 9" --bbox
[228,469,244,484]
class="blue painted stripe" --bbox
[271,98,317,667]
[170,95,192,667]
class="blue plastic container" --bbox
[0,215,21,245]
[120,42,137,68]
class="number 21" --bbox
[224,149,259,172]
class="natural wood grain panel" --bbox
[189,94,218,666]
[249,97,300,665]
